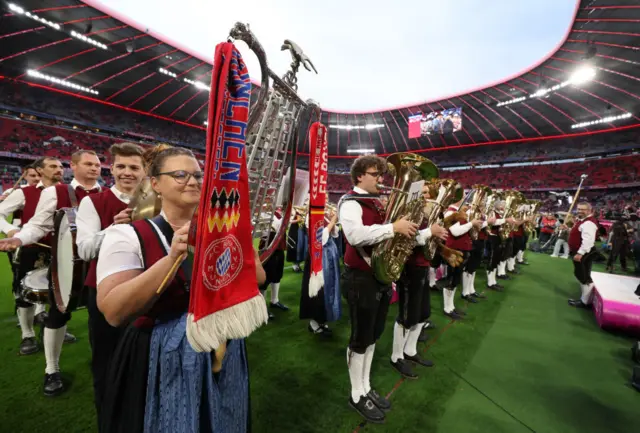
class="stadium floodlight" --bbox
[203,121,209,126]
[70,30,107,50]
[183,78,211,92]
[329,124,384,130]
[9,3,61,30]
[26,69,99,95]
[346,148,376,154]
[159,68,177,78]
[569,66,596,85]
[570,112,632,129]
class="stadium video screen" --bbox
[408,107,463,138]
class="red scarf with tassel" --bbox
[307,122,328,298]
[187,42,268,352]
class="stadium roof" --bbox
[1,0,639,157]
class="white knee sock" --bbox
[391,322,408,363]
[44,326,66,375]
[363,344,375,394]
[18,306,36,339]
[270,282,280,304]
[486,269,494,286]
[444,288,456,313]
[517,251,524,262]
[441,264,448,278]
[35,304,46,315]
[461,272,470,296]
[468,272,477,295]
[347,348,366,402]
[581,283,594,305]
[428,268,436,287]
[507,258,515,271]
[404,324,423,357]
[498,261,506,276]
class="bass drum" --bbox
[51,208,87,313]
[20,267,49,304]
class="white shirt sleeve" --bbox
[96,224,144,286]
[415,227,432,246]
[0,188,25,234]
[578,221,597,255]
[494,218,506,226]
[15,186,58,246]
[339,200,394,247]
[76,196,109,261]
[450,222,473,237]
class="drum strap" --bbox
[67,184,79,208]
[150,215,192,287]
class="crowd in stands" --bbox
[0,81,205,147]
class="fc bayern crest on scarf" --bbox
[308,121,328,297]
[187,42,268,353]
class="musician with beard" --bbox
[75,143,145,427]
[390,184,447,379]
[567,202,599,309]
[443,198,483,320]
[0,150,103,396]
[0,158,63,355]
[339,155,418,423]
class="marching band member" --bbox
[286,207,303,272]
[567,202,599,309]
[339,155,418,423]
[299,205,341,336]
[512,204,529,267]
[0,150,102,396]
[485,203,509,291]
[443,197,483,320]
[259,207,289,319]
[0,164,41,201]
[496,201,511,281]
[96,147,263,433]
[390,185,447,379]
[463,214,495,302]
[0,157,63,355]
[75,143,145,427]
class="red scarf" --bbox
[308,122,328,297]
[187,42,268,352]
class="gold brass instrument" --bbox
[524,200,542,237]
[292,205,308,227]
[130,143,173,221]
[483,190,504,236]
[468,185,492,240]
[498,190,525,241]
[371,153,439,285]
[423,179,463,262]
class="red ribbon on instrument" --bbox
[308,122,328,298]
[186,42,268,352]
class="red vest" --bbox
[21,185,53,246]
[54,183,100,209]
[568,216,597,253]
[490,212,502,236]
[512,225,524,238]
[407,220,431,267]
[84,189,129,288]
[445,207,472,251]
[130,219,189,329]
[343,192,386,271]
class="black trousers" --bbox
[513,235,526,256]
[87,286,122,430]
[487,236,502,272]
[342,267,391,354]
[13,246,50,309]
[448,251,470,289]
[45,276,72,329]
[607,239,629,269]
[572,249,598,284]
[396,264,430,328]
[466,240,485,274]
[502,238,514,262]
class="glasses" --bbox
[365,171,382,178]
[155,170,204,184]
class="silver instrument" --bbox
[228,22,319,262]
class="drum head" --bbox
[21,268,49,304]
[56,215,75,309]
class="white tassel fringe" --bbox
[308,272,324,298]
[186,293,269,352]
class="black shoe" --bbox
[418,329,429,343]
[497,274,510,280]
[429,285,440,292]
[461,295,478,303]
[64,332,77,344]
[390,359,418,379]
[307,323,331,337]
[19,337,39,355]
[348,396,385,423]
[508,269,520,275]
[292,264,302,273]
[488,284,504,292]
[267,311,275,321]
[444,310,464,320]
[517,261,529,266]
[43,373,64,397]
[367,389,391,412]
[404,352,434,367]
[471,292,486,299]
[270,301,289,312]
[424,320,437,330]
[568,299,591,309]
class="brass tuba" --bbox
[129,143,172,221]
[372,153,439,285]
[229,22,319,263]
[423,179,463,262]
[498,190,525,241]
[468,185,492,240]
[483,189,504,236]
[524,199,542,237]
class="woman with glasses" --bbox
[95,147,265,433]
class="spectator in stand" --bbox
[628,210,640,275]
[539,213,557,245]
